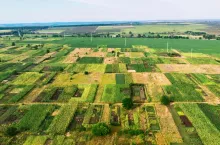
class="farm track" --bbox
[0,101,219,106]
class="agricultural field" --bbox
[0,34,219,145]
[122,23,208,34]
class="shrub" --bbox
[122,98,133,110]
[92,123,111,136]
[5,126,19,136]
[84,71,89,75]
[123,129,144,135]
[160,95,170,105]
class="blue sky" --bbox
[0,0,219,23]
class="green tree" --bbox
[12,42,16,46]
[92,123,111,136]
[5,127,19,136]
[122,98,133,110]
[160,95,170,105]
[84,71,89,75]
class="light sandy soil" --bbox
[63,48,93,62]
[157,64,220,74]
[124,52,130,57]
[52,109,60,116]
[104,57,118,64]
[107,48,115,52]
[132,73,171,85]
[86,52,107,57]
[69,48,92,57]
[155,104,183,144]
[128,70,136,73]
[155,132,168,145]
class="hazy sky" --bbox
[0,0,220,23]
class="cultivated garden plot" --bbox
[0,37,220,145]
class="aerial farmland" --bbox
[0,21,220,145]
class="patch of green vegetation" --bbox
[198,104,220,131]
[78,57,103,64]
[187,58,219,64]
[128,64,146,72]
[118,57,130,64]
[47,102,78,135]
[165,73,204,102]
[105,64,119,73]
[16,105,55,132]
[101,84,130,103]
[178,103,220,145]
[116,74,125,84]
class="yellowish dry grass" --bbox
[155,104,183,144]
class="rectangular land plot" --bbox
[12,72,43,85]
[52,73,102,87]
[178,104,220,145]
[157,64,220,74]
[78,57,104,64]
[116,74,125,84]
[131,84,146,102]
[132,73,171,85]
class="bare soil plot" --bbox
[104,57,118,64]
[86,52,107,57]
[179,115,193,127]
[155,132,167,145]
[155,104,183,144]
[132,73,171,85]
[107,48,116,52]
[68,48,92,57]
[157,64,220,74]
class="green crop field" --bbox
[17,38,220,56]
[122,24,208,33]
[0,23,220,145]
